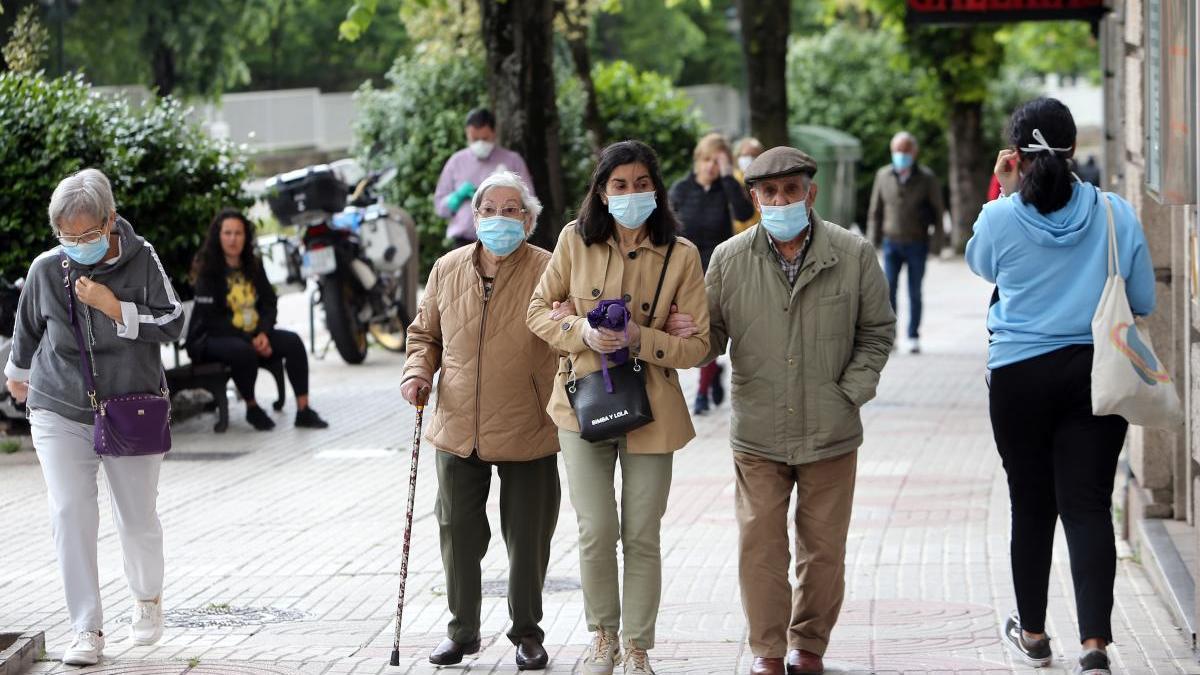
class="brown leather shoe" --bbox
[515,636,548,670]
[751,656,785,675]
[786,649,823,675]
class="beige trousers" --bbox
[734,449,857,657]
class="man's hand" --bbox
[252,332,273,358]
[663,303,697,338]
[401,378,431,406]
[74,277,121,322]
[549,299,578,321]
[994,148,1020,197]
[6,379,28,404]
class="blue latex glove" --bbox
[444,181,476,214]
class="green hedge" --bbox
[0,72,250,294]
[355,57,706,276]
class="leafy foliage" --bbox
[0,72,250,293]
[2,5,47,74]
[590,60,706,185]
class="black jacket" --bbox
[186,261,278,353]
[669,173,755,270]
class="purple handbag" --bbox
[60,255,172,456]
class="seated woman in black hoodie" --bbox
[188,209,328,430]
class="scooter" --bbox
[263,160,419,365]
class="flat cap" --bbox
[744,146,818,183]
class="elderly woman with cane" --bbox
[4,168,183,666]
[400,170,560,671]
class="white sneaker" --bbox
[130,597,164,645]
[582,628,621,674]
[623,644,655,674]
[62,630,104,666]
[906,338,921,354]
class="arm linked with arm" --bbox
[635,246,711,369]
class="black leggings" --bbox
[194,329,310,401]
[989,345,1127,643]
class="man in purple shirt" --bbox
[434,109,534,247]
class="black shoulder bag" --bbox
[566,241,675,442]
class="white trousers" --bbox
[29,408,165,634]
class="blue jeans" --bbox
[883,239,928,339]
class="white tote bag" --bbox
[1090,192,1183,429]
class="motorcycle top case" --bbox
[265,165,348,224]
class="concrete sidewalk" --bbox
[0,257,1194,674]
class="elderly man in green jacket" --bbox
[689,146,895,675]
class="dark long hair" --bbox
[1009,97,1077,214]
[190,208,260,284]
[576,140,680,247]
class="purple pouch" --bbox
[587,298,631,393]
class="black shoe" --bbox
[245,406,275,431]
[692,393,709,416]
[515,636,548,670]
[711,365,725,406]
[1002,611,1051,667]
[1075,649,1110,674]
[295,407,329,429]
[429,637,481,665]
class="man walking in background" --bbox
[866,131,945,354]
[433,108,533,248]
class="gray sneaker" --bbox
[1002,611,1052,667]
[581,628,621,674]
[1075,649,1111,675]
[623,644,655,674]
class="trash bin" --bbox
[790,125,862,229]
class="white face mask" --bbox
[469,140,494,160]
[737,156,754,173]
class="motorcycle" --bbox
[0,278,26,424]
[263,160,419,365]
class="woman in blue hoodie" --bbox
[966,98,1155,675]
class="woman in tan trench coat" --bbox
[527,140,710,675]
[401,171,559,671]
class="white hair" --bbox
[890,131,919,151]
[48,168,115,233]
[472,170,542,231]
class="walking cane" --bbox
[389,389,427,667]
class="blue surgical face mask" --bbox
[891,152,914,171]
[758,198,811,242]
[607,191,657,229]
[476,216,526,256]
[63,233,111,265]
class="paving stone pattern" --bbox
[1,259,1195,674]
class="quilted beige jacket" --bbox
[402,242,559,461]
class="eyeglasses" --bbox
[57,227,108,247]
[476,205,527,219]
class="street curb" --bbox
[0,632,44,675]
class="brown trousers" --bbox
[734,449,857,657]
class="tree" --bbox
[735,0,789,148]
[479,0,566,248]
[58,0,274,98]
[2,5,48,73]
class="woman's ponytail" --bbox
[1008,98,1077,214]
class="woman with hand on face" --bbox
[187,209,328,431]
[668,133,755,416]
[401,171,561,671]
[528,140,710,675]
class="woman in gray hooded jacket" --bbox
[3,168,183,666]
